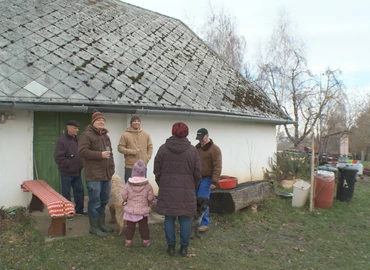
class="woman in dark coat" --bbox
[154,122,201,257]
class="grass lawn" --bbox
[1,178,370,270]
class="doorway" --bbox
[33,111,91,193]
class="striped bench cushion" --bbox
[22,180,75,217]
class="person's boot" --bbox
[109,206,117,223]
[179,245,188,257]
[142,239,151,247]
[98,213,114,232]
[167,244,175,256]
[125,240,132,249]
[89,217,107,237]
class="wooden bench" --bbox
[210,180,275,213]
[21,180,75,237]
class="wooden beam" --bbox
[210,180,275,213]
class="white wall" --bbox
[104,113,127,179]
[2,110,277,208]
[108,113,277,194]
[0,110,33,208]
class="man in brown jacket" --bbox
[195,128,222,232]
[78,109,115,237]
[117,115,153,183]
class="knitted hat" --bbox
[91,109,106,124]
[130,115,141,125]
[132,159,146,177]
[172,122,189,138]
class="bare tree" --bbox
[197,5,246,73]
[319,85,368,156]
[350,111,370,160]
[256,10,345,148]
[319,101,347,154]
[244,139,260,181]
[349,95,370,160]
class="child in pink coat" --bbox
[121,159,156,248]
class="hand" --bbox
[210,184,217,190]
[102,151,110,159]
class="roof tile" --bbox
[62,75,84,89]
[32,58,53,72]
[36,73,59,89]
[0,64,17,77]
[41,90,64,99]
[51,83,74,98]
[24,81,48,97]
[30,45,49,57]
[8,71,33,88]
[78,85,99,99]
[0,79,21,96]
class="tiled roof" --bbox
[0,0,290,121]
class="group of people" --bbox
[53,109,222,257]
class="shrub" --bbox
[264,151,310,182]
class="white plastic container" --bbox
[353,163,363,175]
[292,180,311,207]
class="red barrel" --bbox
[314,170,335,208]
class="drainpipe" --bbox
[0,102,296,125]
[0,102,89,112]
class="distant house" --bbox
[0,0,293,208]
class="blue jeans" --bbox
[196,177,212,226]
[60,174,84,213]
[86,181,111,218]
[164,216,191,246]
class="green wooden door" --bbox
[33,112,91,193]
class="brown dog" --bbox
[108,174,125,235]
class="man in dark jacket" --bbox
[154,122,201,257]
[54,120,85,219]
[78,110,115,237]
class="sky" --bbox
[122,0,370,92]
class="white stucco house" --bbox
[0,0,293,208]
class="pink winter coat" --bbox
[121,177,156,216]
